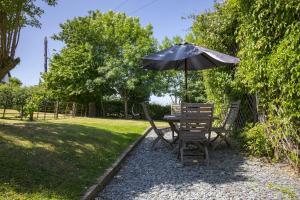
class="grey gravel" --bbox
[96,131,300,200]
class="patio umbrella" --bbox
[142,43,240,100]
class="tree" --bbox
[8,76,22,87]
[44,11,156,118]
[0,0,57,80]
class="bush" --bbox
[241,118,299,169]
[147,103,170,120]
[23,94,43,121]
[101,100,125,118]
[241,123,273,157]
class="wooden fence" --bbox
[0,101,88,120]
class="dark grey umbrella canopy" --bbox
[143,43,240,101]
[143,43,240,70]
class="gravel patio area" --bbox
[96,130,300,200]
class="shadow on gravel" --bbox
[98,132,249,200]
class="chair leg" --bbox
[177,140,181,159]
[151,137,160,150]
[180,142,185,163]
[224,135,231,147]
[161,137,173,149]
[172,130,175,141]
[213,139,222,150]
[210,133,220,144]
[204,145,209,165]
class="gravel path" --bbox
[96,131,300,200]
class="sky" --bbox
[12,0,215,105]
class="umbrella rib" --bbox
[201,53,218,67]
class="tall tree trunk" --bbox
[88,102,96,117]
[123,90,129,119]
[100,98,105,117]
[72,102,76,117]
[29,112,33,121]
[124,99,128,119]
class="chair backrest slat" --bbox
[222,100,241,130]
[180,103,214,140]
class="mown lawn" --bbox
[0,117,165,200]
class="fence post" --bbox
[37,105,39,119]
[44,103,46,120]
[20,104,24,120]
[65,103,69,118]
[72,102,76,117]
[2,106,6,118]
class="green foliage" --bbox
[8,77,22,87]
[23,87,45,121]
[44,11,156,117]
[241,117,299,168]
[241,123,273,157]
[235,0,300,121]
[0,78,25,114]
[190,0,300,168]
[0,83,52,120]
[147,103,170,120]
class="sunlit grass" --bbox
[0,117,166,199]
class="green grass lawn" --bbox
[0,117,165,200]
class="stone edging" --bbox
[81,126,153,200]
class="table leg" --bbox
[169,121,179,144]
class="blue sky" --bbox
[12,0,215,104]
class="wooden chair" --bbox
[179,103,214,164]
[211,100,241,149]
[170,104,181,140]
[141,103,173,150]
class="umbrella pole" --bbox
[184,59,188,102]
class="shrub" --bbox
[241,123,273,157]
[147,103,170,120]
[23,94,43,121]
[241,118,299,169]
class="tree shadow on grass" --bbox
[0,121,141,199]
[98,132,250,200]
